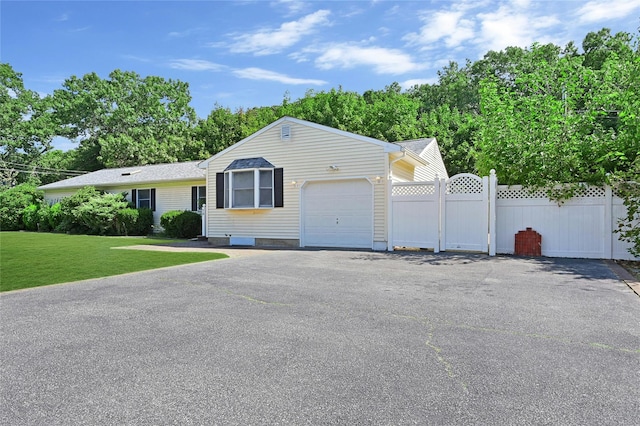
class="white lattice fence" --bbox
[495,184,636,260]
[391,176,636,259]
[390,173,495,254]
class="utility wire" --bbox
[3,161,88,174]
[0,168,86,177]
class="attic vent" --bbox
[121,170,141,176]
[281,124,291,140]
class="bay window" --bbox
[216,158,283,209]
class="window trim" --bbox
[225,168,274,209]
[132,188,156,211]
[192,185,206,211]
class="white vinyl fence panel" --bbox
[390,173,637,260]
[391,182,440,251]
[442,174,489,253]
[495,185,637,260]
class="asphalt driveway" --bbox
[1,250,639,425]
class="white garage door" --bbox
[302,179,373,249]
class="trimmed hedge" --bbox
[116,207,153,236]
[160,210,201,239]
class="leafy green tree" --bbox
[51,70,199,169]
[409,61,478,115]
[282,87,367,133]
[417,105,478,175]
[0,63,55,185]
[582,28,634,70]
[360,83,421,142]
[34,149,84,185]
[475,31,638,189]
[0,183,44,230]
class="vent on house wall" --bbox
[281,124,291,140]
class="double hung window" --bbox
[225,169,273,208]
[131,188,156,211]
[192,186,206,211]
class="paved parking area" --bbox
[1,250,639,425]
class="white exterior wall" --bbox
[390,161,415,182]
[117,180,203,229]
[206,121,389,246]
[43,190,78,205]
[415,142,449,181]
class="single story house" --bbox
[199,116,448,250]
[38,161,206,230]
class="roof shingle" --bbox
[38,161,205,190]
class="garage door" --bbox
[302,179,373,249]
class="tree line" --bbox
[1,27,638,189]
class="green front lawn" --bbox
[0,232,227,292]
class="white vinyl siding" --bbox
[415,141,449,181]
[42,190,78,205]
[391,161,415,182]
[206,121,389,245]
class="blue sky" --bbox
[2,0,640,150]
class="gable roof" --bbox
[198,116,405,169]
[395,138,437,156]
[38,161,205,191]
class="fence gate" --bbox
[442,174,489,252]
[391,181,440,252]
[391,172,496,254]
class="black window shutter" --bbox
[151,188,156,211]
[216,172,225,209]
[131,189,137,207]
[191,186,198,211]
[274,168,284,208]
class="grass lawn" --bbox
[0,232,228,292]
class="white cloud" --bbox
[404,1,564,55]
[229,9,331,55]
[314,43,427,74]
[168,59,225,71]
[233,67,327,85]
[404,10,476,49]
[476,5,560,51]
[55,13,69,22]
[575,0,640,23]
